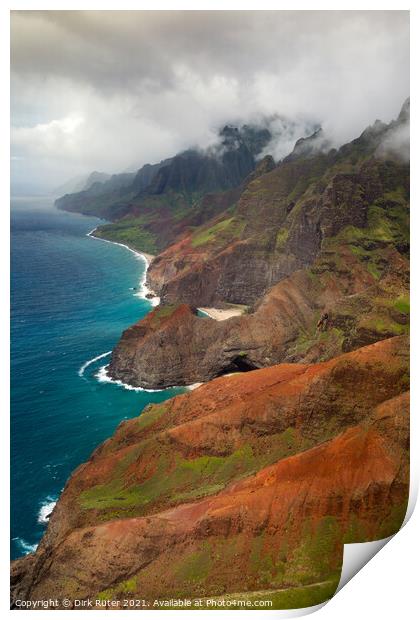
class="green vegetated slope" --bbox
[102,104,409,394]
[149,111,409,309]
[55,124,272,253]
[10,338,409,609]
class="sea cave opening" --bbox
[217,355,259,377]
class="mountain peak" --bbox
[254,154,276,175]
[283,127,331,162]
[398,97,410,123]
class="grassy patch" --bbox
[94,218,158,254]
[191,217,245,248]
[137,403,168,431]
[97,576,138,601]
[79,478,149,511]
[275,227,289,251]
[378,501,408,539]
[149,304,178,328]
[334,196,408,249]
[394,295,410,315]
[284,516,342,586]
[150,580,338,610]
[246,580,338,610]
[287,323,345,362]
[252,580,338,610]
[359,314,408,336]
[78,430,308,518]
[174,543,213,584]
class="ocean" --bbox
[10,198,183,559]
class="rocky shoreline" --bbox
[87,227,160,306]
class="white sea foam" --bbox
[197,309,212,318]
[96,364,164,393]
[86,229,163,392]
[78,350,112,377]
[12,537,38,555]
[87,228,160,306]
[37,496,57,524]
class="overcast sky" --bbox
[11,10,409,193]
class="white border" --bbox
[2,3,417,619]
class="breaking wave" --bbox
[37,496,57,524]
[12,538,38,555]
[96,364,163,393]
[78,351,112,377]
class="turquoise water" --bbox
[11,199,183,559]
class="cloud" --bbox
[10,10,409,192]
[12,115,85,154]
[377,122,410,163]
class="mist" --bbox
[10,10,409,194]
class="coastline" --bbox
[87,229,245,322]
[87,227,160,306]
[96,363,166,392]
[87,227,156,262]
[11,208,188,560]
[86,227,236,390]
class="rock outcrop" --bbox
[147,140,409,308]
[105,103,409,388]
[11,337,409,609]
[109,226,408,388]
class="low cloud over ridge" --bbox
[11,10,409,193]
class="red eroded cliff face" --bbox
[108,240,408,389]
[11,337,409,609]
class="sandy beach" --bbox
[137,250,155,263]
[186,382,204,391]
[198,307,245,321]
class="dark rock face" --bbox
[147,147,255,196]
[283,127,332,162]
[131,158,173,192]
[55,123,272,222]
[145,126,272,197]
[147,153,408,309]
[155,240,304,307]
[108,304,260,388]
